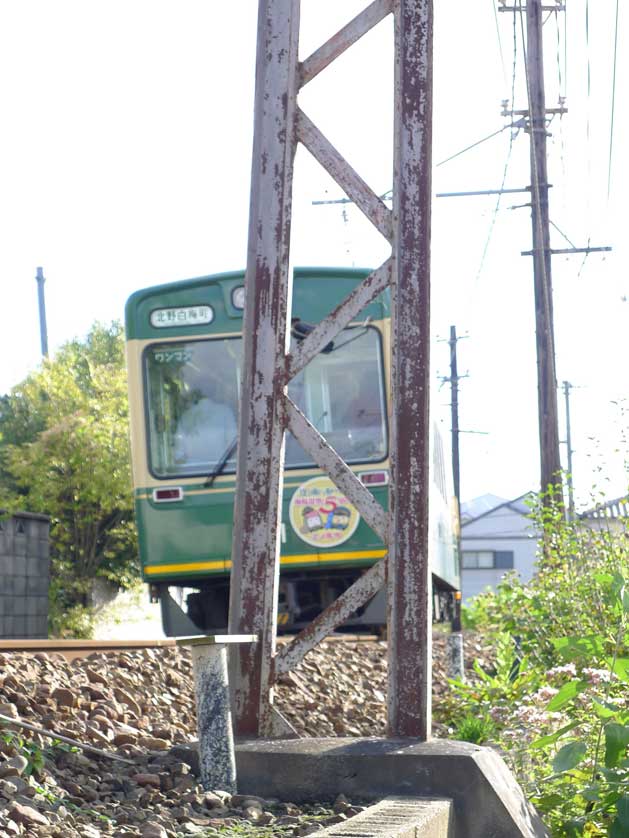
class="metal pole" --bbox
[231,0,437,740]
[387,0,433,739]
[526,0,562,500]
[563,381,575,520]
[449,326,461,512]
[227,0,300,738]
[448,326,463,638]
[35,267,49,358]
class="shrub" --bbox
[445,491,629,836]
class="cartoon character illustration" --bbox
[319,499,338,530]
[301,505,324,533]
[330,506,351,530]
[289,478,361,547]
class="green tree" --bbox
[0,322,138,628]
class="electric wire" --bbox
[436,126,513,168]
[553,9,568,222]
[517,0,559,380]
[607,0,620,199]
[549,220,577,250]
[472,10,519,290]
[554,7,564,95]
[564,0,568,97]
[583,0,592,260]
[492,0,508,91]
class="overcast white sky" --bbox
[0,1,627,508]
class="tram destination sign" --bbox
[150,305,214,328]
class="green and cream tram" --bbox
[125,267,460,636]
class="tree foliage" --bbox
[0,322,138,619]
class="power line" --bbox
[607,0,620,199]
[436,125,514,168]
[472,10,520,288]
[549,220,577,250]
[492,0,508,90]
[583,0,592,249]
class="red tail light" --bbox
[359,471,388,486]
[153,487,184,502]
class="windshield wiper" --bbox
[204,435,238,488]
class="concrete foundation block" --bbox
[234,738,549,838]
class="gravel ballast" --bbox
[0,633,489,836]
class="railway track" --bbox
[0,633,379,661]
[0,638,176,661]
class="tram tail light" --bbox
[153,487,184,503]
[359,471,388,486]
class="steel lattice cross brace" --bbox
[228,0,433,740]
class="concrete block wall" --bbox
[0,513,50,638]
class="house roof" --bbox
[461,491,536,527]
[460,493,506,523]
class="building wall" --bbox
[461,503,539,603]
[461,536,538,601]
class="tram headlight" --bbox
[231,285,245,310]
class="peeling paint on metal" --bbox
[275,560,386,675]
[285,397,388,542]
[387,0,434,740]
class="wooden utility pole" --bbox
[526,0,562,499]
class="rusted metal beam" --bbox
[288,259,392,379]
[228,0,300,739]
[236,0,435,741]
[296,109,393,241]
[285,397,388,542]
[274,561,386,675]
[300,0,393,88]
[387,0,433,739]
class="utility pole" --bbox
[499,1,610,505]
[35,267,49,358]
[446,325,464,643]
[562,381,575,520]
[526,0,562,500]
[448,325,461,513]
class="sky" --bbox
[0,1,627,509]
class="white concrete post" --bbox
[177,635,257,792]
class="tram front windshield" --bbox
[144,327,387,478]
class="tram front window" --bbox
[144,327,387,478]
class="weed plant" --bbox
[444,491,629,836]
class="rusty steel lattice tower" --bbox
[228,0,434,740]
